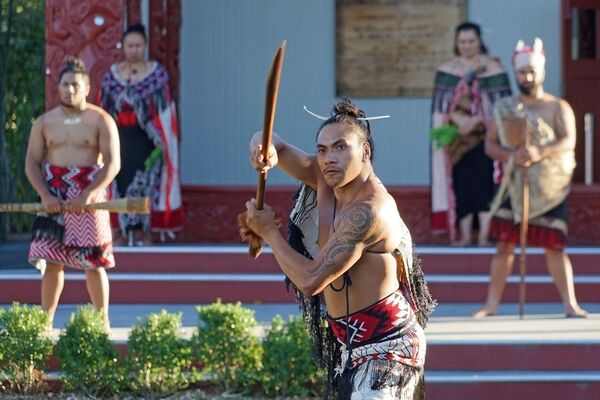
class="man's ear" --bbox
[363,142,371,162]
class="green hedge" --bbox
[127,310,197,396]
[0,302,325,397]
[0,302,52,394]
[55,305,126,396]
[194,300,263,394]
[261,315,325,397]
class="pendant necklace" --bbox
[62,107,84,126]
[127,61,145,84]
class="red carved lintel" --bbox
[126,0,141,26]
[45,0,125,109]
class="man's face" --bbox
[123,32,146,63]
[456,30,481,58]
[58,72,89,107]
[516,66,544,95]
[316,122,367,188]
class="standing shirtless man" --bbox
[244,99,433,399]
[473,39,587,318]
[25,57,120,331]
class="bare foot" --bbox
[103,320,113,337]
[43,322,54,339]
[565,305,589,319]
[451,238,472,247]
[472,307,497,319]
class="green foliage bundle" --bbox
[127,310,195,396]
[0,302,52,393]
[55,305,125,396]
[260,315,325,397]
[194,301,263,394]
[429,124,459,149]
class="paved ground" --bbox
[2,302,599,344]
[0,239,30,269]
[2,238,599,343]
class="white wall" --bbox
[179,0,561,186]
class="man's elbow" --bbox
[297,277,324,297]
[24,159,38,180]
[106,156,121,177]
[112,158,121,175]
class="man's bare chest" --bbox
[316,188,335,246]
[44,123,98,149]
[525,103,557,129]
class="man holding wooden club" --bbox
[244,99,434,399]
[473,39,588,319]
[24,57,120,332]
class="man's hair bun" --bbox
[331,98,366,119]
[59,56,89,81]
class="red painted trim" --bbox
[176,184,600,245]
[2,280,597,304]
[427,343,600,370]
[425,382,600,400]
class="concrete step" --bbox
[425,374,600,400]
[5,244,600,275]
[2,269,599,304]
[3,245,599,304]
[109,245,600,274]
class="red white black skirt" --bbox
[28,163,115,271]
[488,198,569,251]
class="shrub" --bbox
[55,305,126,396]
[194,300,263,394]
[0,302,52,393]
[127,310,195,396]
[261,315,325,397]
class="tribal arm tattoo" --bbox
[308,203,377,276]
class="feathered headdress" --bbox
[512,37,545,74]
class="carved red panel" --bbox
[45,0,125,109]
[175,185,600,245]
[149,0,181,104]
[126,0,141,25]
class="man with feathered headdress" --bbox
[473,38,588,318]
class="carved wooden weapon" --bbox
[247,40,286,258]
[519,120,531,319]
[0,197,151,214]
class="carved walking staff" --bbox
[241,41,286,258]
[519,119,531,319]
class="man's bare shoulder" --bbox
[30,112,48,132]
[338,199,380,245]
[349,191,396,226]
[85,103,111,118]
[36,107,63,127]
[85,104,117,127]
[541,93,571,113]
[43,107,62,118]
[556,96,574,111]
